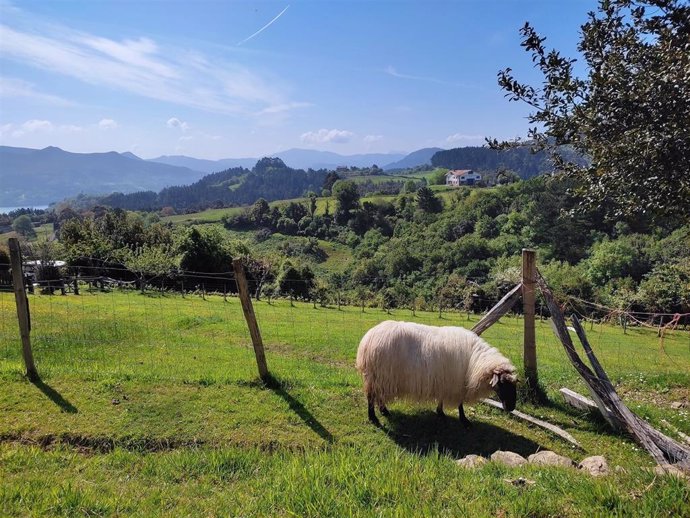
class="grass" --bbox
[1,290,688,517]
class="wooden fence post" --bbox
[522,248,538,389]
[233,259,269,380]
[8,238,38,381]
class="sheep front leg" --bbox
[458,404,472,429]
[367,393,381,426]
[379,404,391,417]
[436,401,446,418]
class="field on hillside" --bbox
[1,289,688,517]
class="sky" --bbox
[0,0,598,159]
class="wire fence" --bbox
[1,269,688,391]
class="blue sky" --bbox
[0,0,597,159]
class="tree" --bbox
[177,225,246,273]
[416,186,442,213]
[333,180,360,225]
[124,244,177,293]
[493,0,690,220]
[12,215,36,239]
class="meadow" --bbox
[1,289,689,517]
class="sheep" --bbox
[356,320,517,427]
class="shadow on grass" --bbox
[383,410,543,458]
[265,375,334,444]
[31,378,78,414]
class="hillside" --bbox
[100,157,329,211]
[431,146,553,178]
[0,146,206,206]
[149,149,410,173]
[383,147,443,171]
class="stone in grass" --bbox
[456,455,487,468]
[491,451,527,467]
[528,451,574,468]
[653,465,687,479]
[578,456,609,476]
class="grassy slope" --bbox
[1,290,688,517]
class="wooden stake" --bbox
[233,259,269,380]
[471,283,522,337]
[482,398,581,448]
[522,249,538,387]
[8,238,38,381]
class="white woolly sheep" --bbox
[356,320,517,426]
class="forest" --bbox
[7,173,687,320]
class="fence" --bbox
[1,239,689,392]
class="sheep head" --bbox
[490,368,517,412]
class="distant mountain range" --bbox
[383,147,443,171]
[0,146,435,206]
[0,146,207,206]
[149,148,410,173]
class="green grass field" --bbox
[1,290,688,517]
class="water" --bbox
[0,205,49,214]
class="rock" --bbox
[528,451,574,468]
[491,451,527,467]
[578,456,609,476]
[456,454,487,468]
[653,465,687,479]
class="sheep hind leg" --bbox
[379,404,391,417]
[458,404,472,429]
[367,393,381,427]
[436,401,446,418]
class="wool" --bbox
[356,320,516,408]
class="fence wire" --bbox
[0,274,688,391]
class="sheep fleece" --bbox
[356,320,515,407]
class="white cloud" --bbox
[22,119,53,132]
[0,77,74,106]
[385,65,474,89]
[445,133,485,144]
[166,117,189,131]
[178,135,193,142]
[98,118,118,130]
[0,20,294,117]
[256,101,313,116]
[363,134,383,143]
[301,128,354,144]
[1,119,83,138]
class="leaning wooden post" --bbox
[232,258,269,380]
[522,248,538,390]
[8,238,38,381]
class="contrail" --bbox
[237,5,290,46]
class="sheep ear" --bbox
[490,372,499,387]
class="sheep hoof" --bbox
[369,415,382,427]
[460,419,473,430]
[436,408,447,419]
[379,406,391,417]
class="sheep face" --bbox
[490,369,517,411]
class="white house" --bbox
[446,169,481,186]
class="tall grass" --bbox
[1,290,688,517]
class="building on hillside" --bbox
[446,169,482,186]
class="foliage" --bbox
[333,180,361,225]
[493,0,690,220]
[176,225,247,273]
[12,214,36,239]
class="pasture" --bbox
[1,289,688,517]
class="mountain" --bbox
[149,155,257,173]
[148,149,407,173]
[431,145,587,179]
[271,148,406,170]
[383,147,444,171]
[0,146,207,206]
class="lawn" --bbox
[1,290,688,517]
